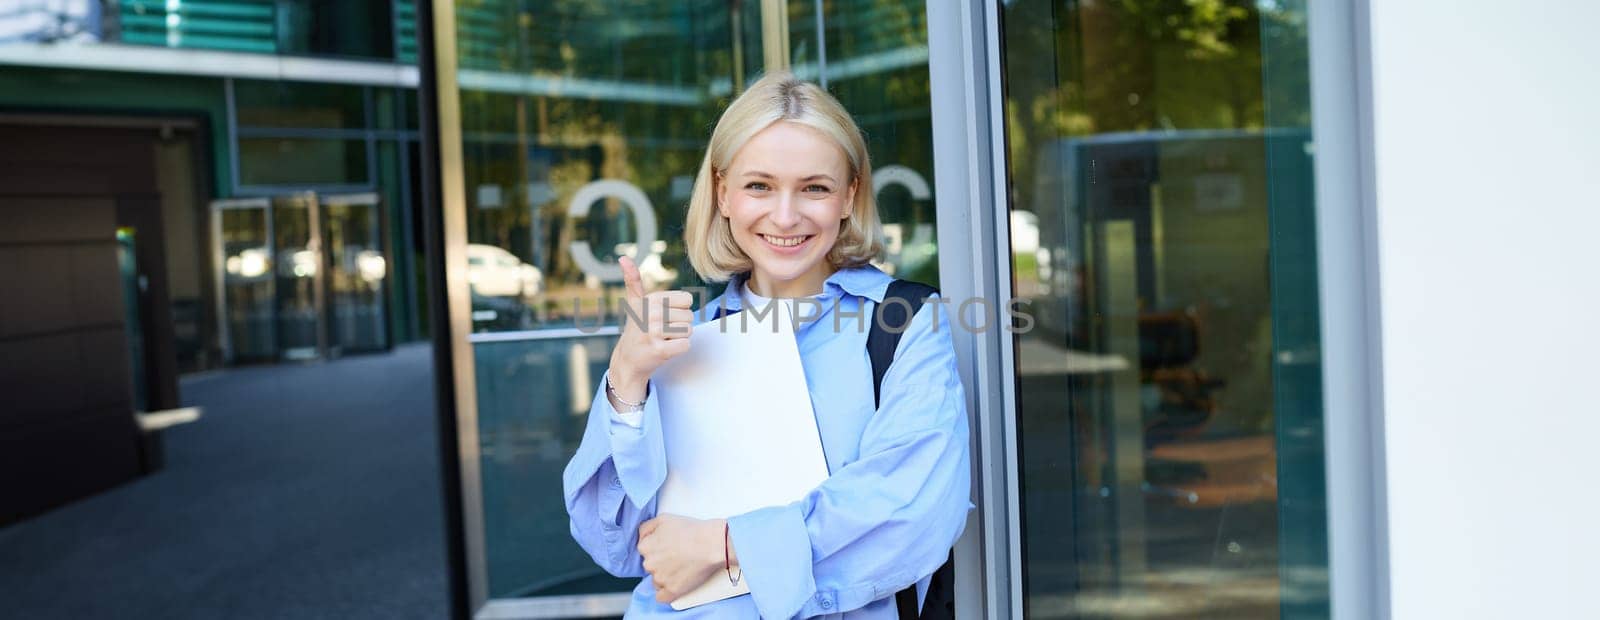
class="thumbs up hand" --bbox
[606,255,694,405]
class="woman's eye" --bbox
[804,185,831,194]
[745,182,770,191]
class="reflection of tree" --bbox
[818,0,939,282]
[1003,0,1319,439]
[1003,0,1269,214]
[458,0,742,294]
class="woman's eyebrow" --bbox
[739,170,837,183]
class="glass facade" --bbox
[227,76,424,348]
[238,137,369,187]
[0,1,431,358]
[1000,0,1327,617]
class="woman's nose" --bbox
[769,193,802,228]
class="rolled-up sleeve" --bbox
[728,299,972,619]
[562,370,668,577]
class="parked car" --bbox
[467,244,543,298]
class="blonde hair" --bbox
[684,71,883,282]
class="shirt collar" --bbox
[700,264,895,319]
[820,264,895,302]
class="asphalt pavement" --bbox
[0,343,450,619]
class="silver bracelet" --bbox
[606,373,646,412]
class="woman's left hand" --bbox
[637,514,729,604]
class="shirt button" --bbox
[820,599,832,610]
[609,477,623,489]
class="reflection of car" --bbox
[585,240,678,290]
[470,290,533,331]
[467,244,543,298]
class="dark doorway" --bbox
[0,117,204,524]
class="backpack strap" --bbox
[867,279,944,620]
[896,587,921,619]
[869,279,939,407]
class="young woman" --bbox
[563,71,970,619]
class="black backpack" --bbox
[869,280,956,620]
[710,279,957,618]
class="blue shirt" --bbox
[562,265,971,619]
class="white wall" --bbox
[1364,1,1600,617]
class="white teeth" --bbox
[761,234,808,247]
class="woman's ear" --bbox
[841,177,858,219]
[715,170,730,217]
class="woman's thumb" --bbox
[619,255,646,299]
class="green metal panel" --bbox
[120,14,275,37]
[117,0,405,62]
[394,0,419,65]
[118,0,278,54]
[121,0,275,19]
[120,32,277,54]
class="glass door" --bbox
[998,1,1329,617]
[322,193,389,354]
[271,193,327,361]
[215,192,391,364]
[214,198,276,363]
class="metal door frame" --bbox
[926,3,1021,618]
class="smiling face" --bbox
[717,121,857,298]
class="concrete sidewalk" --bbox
[0,343,450,619]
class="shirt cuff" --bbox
[728,501,815,619]
[599,371,666,508]
[611,409,644,428]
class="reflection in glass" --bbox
[219,206,274,361]
[805,0,939,284]
[239,137,368,187]
[272,195,322,361]
[323,196,388,353]
[235,80,367,129]
[457,1,751,599]
[475,334,621,597]
[117,228,148,412]
[216,194,393,363]
[273,0,394,59]
[1001,1,1328,617]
